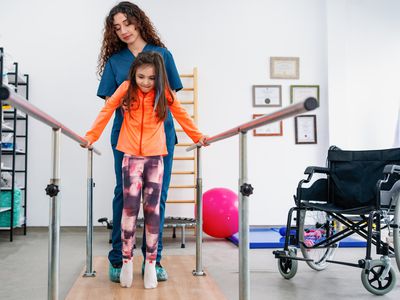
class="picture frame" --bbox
[252,85,282,107]
[253,114,283,136]
[290,85,320,104]
[294,115,317,144]
[270,57,299,79]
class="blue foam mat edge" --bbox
[227,227,367,248]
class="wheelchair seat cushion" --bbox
[328,148,400,210]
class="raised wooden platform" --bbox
[66,256,226,300]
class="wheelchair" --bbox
[273,146,400,295]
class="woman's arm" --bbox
[163,49,183,92]
[85,81,129,144]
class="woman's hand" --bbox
[198,135,210,147]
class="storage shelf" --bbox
[3,110,27,120]
[0,207,11,213]
[0,50,29,242]
[1,187,25,191]
[0,226,20,230]
[1,149,26,155]
[7,72,27,85]
[1,168,26,173]
[1,123,13,130]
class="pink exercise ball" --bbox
[201,187,239,238]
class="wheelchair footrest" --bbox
[273,250,286,258]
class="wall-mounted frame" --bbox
[270,57,299,79]
[253,114,283,136]
[252,85,282,107]
[295,115,317,144]
[290,85,319,104]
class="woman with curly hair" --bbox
[97,1,182,284]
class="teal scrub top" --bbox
[97,45,183,146]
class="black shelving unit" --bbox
[0,47,29,241]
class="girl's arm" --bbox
[85,81,129,144]
[168,95,204,143]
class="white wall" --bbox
[3,0,377,227]
[327,0,400,149]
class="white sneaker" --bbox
[144,259,158,289]
[120,259,133,288]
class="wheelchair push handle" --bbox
[383,164,400,175]
[304,166,329,175]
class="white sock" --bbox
[144,259,158,289]
[120,259,133,288]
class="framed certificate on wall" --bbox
[270,57,299,79]
[252,85,282,107]
[295,115,317,144]
[290,85,320,104]
[253,114,283,136]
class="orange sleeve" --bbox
[168,94,203,143]
[85,81,130,144]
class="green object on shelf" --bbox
[0,188,21,227]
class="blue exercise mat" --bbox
[228,227,367,249]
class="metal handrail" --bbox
[188,97,319,300]
[187,97,318,151]
[0,85,100,154]
[0,85,99,300]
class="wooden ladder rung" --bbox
[180,101,194,105]
[167,200,195,203]
[169,185,196,189]
[176,143,192,147]
[180,74,194,78]
[173,157,194,161]
[172,171,195,175]
[181,87,194,91]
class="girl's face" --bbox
[113,13,141,45]
[135,64,155,93]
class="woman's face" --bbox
[135,64,155,93]
[113,12,141,45]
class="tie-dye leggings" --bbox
[121,154,163,261]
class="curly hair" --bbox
[123,52,173,121]
[97,1,165,76]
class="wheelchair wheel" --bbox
[394,193,400,272]
[298,209,336,271]
[360,259,397,295]
[277,248,298,279]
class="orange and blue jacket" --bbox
[85,81,203,156]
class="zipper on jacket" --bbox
[139,97,145,155]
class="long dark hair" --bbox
[123,52,173,121]
[98,1,165,76]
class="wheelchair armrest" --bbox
[304,166,329,175]
[296,167,330,205]
[383,164,400,175]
